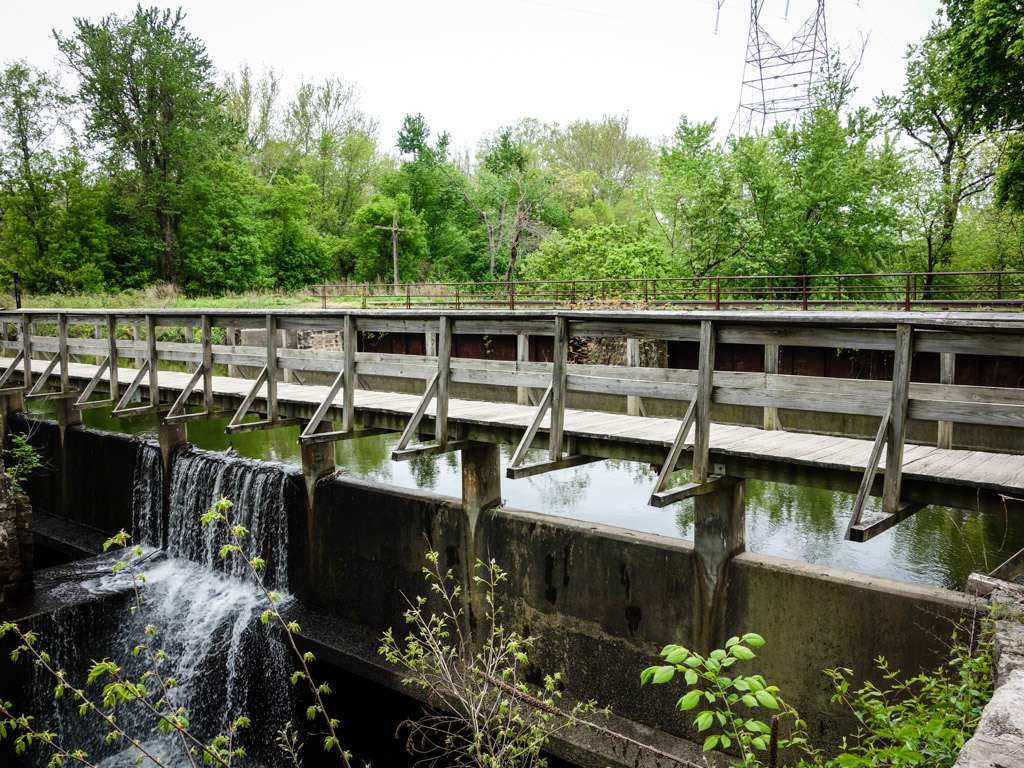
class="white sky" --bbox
[2,0,941,154]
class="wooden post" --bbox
[425,329,437,357]
[107,315,119,400]
[937,352,955,449]
[436,316,452,445]
[227,327,240,378]
[200,314,213,412]
[146,314,158,408]
[342,316,355,432]
[692,320,716,483]
[20,313,32,390]
[549,316,568,460]
[626,337,642,416]
[763,343,780,430]
[693,477,745,652]
[883,324,913,513]
[265,314,278,422]
[516,333,530,406]
[57,312,69,393]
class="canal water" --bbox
[51,404,1023,592]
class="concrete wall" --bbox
[299,474,978,749]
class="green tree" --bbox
[879,19,997,281]
[262,174,335,289]
[55,6,232,284]
[176,158,271,295]
[945,0,1024,210]
[344,193,427,283]
[521,225,670,282]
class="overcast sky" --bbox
[3,0,941,154]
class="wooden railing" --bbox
[2,308,1023,542]
[312,270,1024,310]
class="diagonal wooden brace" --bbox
[25,354,61,399]
[844,407,891,540]
[75,356,114,409]
[508,385,553,470]
[163,364,212,423]
[298,368,346,444]
[648,398,698,507]
[111,361,159,417]
[0,350,24,390]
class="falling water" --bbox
[131,441,163,548]
[166,448,295,590]
[22,444,299,767]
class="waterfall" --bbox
[131,441,163,548]
[166,448,295,590]
[22,445,300,767]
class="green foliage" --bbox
[641,623,994,768]
[522,225,671,282]
[641,633,801,766]
[345,193,428,282]
[379,551,607,767]
[4,433,42,494]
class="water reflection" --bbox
[34,403,1024,591]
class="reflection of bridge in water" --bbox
[3,307,1023,764]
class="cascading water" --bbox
[23,444,299,767]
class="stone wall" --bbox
[955,576,1024,767]
[0,465,32,605]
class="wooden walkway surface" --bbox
[6,356,1024,502]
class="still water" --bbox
[38,404,1024,592]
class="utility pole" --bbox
[373,212,414,293]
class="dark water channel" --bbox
[50,404,1024,591]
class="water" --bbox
[68,405,1024,591]
[22,445,297,768]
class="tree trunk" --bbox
[157,210,177,284]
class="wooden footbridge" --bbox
[1,309,1023,547]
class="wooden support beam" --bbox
[20,314,32,390]
[107,315,119,399]
[201,314,213,412]
[436,316,451,445]
[648,398,697,506]
[392,439,471,461]
[57,313,70,394]
[299,368,346,443]
[692,320,716,483]
[989,544,1024,584]
[848,502,926,543]
[112,361,158,418]
[299,427,392,446]
[763,343,780,430]
[508,385,552,469]
[883,324,912,514]
[146,314,158,408]
[549,315,568,460]
[0,350,24,390]
[342,315,355,432]
[74,357,112,409]
[25,354,60,399]
[844,407,891,540]
[516,333,530,406]
[650,476,724,508]
[936,352,954,449]
[163,365,211,423]
[393,372,439,452]
[506,453,601,479]
[265,313,278,421]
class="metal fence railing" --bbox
[310,270,1024,311]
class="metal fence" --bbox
[311,270,1024,311]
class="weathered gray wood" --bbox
[0,350,24,389]
[626,337,644,416]
[549,316,568,460]
[265,314,278,422]
[74,357,112,408]
[392,439,471,461]
[437,316,452,445]
[509,385,553,468]
[692,320,716,483]
[849,502,926,543]
[763,343,780,430]
[937,352,955,449]
[146,315,159,408]
[394,372,439,451]
[164,365,208,422]
[26,354,60,398]
[650,475,724,508]
[21,314,32,389]
[844,408,891,539]
[649,398,698,504]
[516,333,530,406]
[112,361,154,416]
[226,366,268,430]
[57,313,70,394]
[107,315,118,398]
[300,368,346,442]
[884,324,913,514]
[506,454,601,479]
[343,315,355,431]
[201,314,213,411]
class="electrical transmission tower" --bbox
[732,1,829,135]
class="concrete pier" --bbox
[693,477,745,652]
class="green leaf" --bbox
[684,669,698,686]
[754,690,779,710]
[695,711,714,732]
[677,690,702,711]
[731,645,755,661]
[702,734,719,752]
[742,632,766,649]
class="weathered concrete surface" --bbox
[297,473,977,753]
[0,467,32,605]
[956,579,1024,768]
